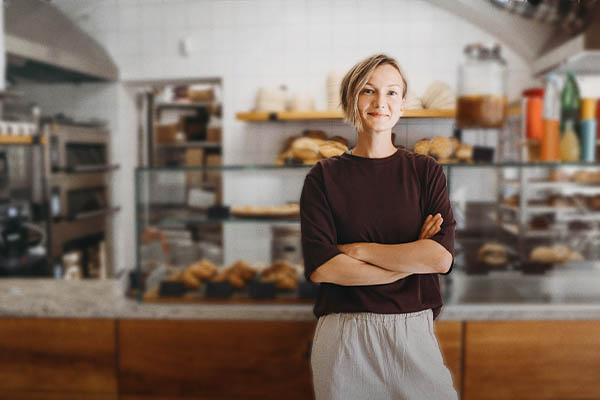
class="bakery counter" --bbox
[3,273,600,400]
[2,268,600,320]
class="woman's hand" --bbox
[419,213,443,240]
[337,242,364,260]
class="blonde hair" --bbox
[340,54,407,133]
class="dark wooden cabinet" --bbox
[0,318,118,399]
[117,320,315,400]
[463,321,600,400]
[435,321,463,398]
[2,316,599,399]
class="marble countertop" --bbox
[2,271,600,321]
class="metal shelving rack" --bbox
[497,164,600,266]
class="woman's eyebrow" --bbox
[365,83,403,88]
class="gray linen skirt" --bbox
[310,309,458,400]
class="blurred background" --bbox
[1,1,600,399]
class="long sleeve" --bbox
[424,160,456,275]
[300,163,343,282]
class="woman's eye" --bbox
[363,89,374,94]
[388,91,397,96]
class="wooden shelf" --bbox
[156,101,217,109]
[237,108,520,121]
[236,109,455,121]
[0,134,34,144]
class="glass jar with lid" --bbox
[456,43,508,129]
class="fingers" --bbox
[421,213,443,239]
[427,219,442,237]
[419,214,433,239]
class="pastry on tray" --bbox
[258,259,300,291]
[209,260,258,290]
[477,242,508,268]
[231,203,300,218]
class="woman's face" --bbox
[357,64,405,134]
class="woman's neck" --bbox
[350,130,397,158]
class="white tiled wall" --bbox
[40,0,539,272]
[55,0,536,165]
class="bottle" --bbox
[560,72,580,134]
[53,262,63,279]
[580,98,597,162]
[540,75,561,162]
[559,119,580,162]
[597,98,600,162]
[523,88,544,161]
[456,43,508,128]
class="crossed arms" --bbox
[310,214,453,286]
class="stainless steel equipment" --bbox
[0,202,47,276]
[42,119,119,277]
[4,0,118,83]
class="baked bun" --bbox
[449,137,460,153]
[551,245,572,263]
[187,258,218,281]
[477,243,507,266]
[429,136,453,159]
[291,137,320,160]
[530,247,555,263]
[414,139,431,155]
[529,245,584,263]
[281,135,301,153]
[259,259,299,290]
[455,143,473,162]
[319,140,347,158]
[210,260,258,290]
[302,130,327,140]
[182,268,202,289]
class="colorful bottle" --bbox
[596,99,600,162]
[580,98,597,162]
[560,72,580,134]
[540,74,560,161]
[523,88,544,162]
[559,119,580,162]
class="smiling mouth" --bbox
[368,113,389,118]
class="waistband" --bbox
[323,309,432,323]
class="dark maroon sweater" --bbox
[300,147,455,320]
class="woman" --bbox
[300,54,458,400]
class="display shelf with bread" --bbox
[137,258,317,304]
[499,204,600,215]
[236,108,520,122]
[491,164,600,276]
[135,164,313,304]
[135,158,600,304]
[236,109,457,121]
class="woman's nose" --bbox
[373,93,387,108]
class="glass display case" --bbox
[133,161,600,305]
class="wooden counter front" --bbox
[463,321,600,400]
[0,318,118,399]
[118,320,315,400]
[2,316,600,399]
